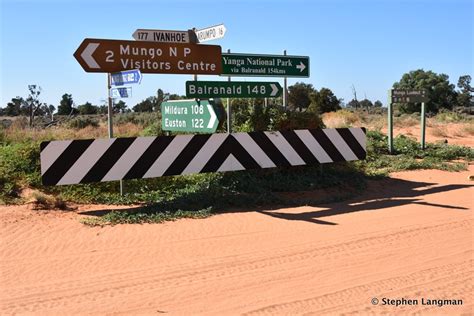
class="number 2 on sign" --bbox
[192,118,204,128]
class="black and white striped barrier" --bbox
[40,128,366,186]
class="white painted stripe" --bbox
[40,140,72,175]
[293,130,332,163]
[349,128,366,150]
[144,135,194,178]
[233,133,276,168]
[102,137,156,182]
[323,129,358,161]
[217,154,245,172]
[181,134,227,175]
[264,131,305,166]
[57,139,114,185]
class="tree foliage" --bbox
[392,69,457,113]
[456,75,473,109]
[308,87,341,113]
[77,102,99,115]
[288,82,315,111]
[57,93,75,115]
[23,85,45,126]
[113,100,129,113]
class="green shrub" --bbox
[435,109,467,123]
[115,112,159,126]
[0,142,41,203]
[67,116,99,129]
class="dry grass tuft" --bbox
[322,110,361,128]
[430,125,449,138]
[29,191,69,210]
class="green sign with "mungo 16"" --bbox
[161,99,224,133]
[185,81,283,98]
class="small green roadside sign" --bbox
[390,89,428,103]
[222,53,309,77]
[186,81,283,98]
[161,99,223,133]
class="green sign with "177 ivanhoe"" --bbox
[186,81,283,98]
[221,53,310,77]
[161,99,224,133]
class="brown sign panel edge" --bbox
[73,38,222,75]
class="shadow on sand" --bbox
[80,177,471,226]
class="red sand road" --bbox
[1,166,473,315]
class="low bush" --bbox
[322,110,360,128]
[67,116,99,129]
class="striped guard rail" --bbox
[40,127,366,186]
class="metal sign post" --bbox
[227,49,231,134]
[107,73,123,195]
[388,89,428,153]
[283,49,288,108]
[421,102,426,150]
[388,93,394,154]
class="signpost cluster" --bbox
[73,23,311,193]
[388,89,429,153]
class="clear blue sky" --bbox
[1,0,472,109]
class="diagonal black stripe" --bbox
[309,129,345,162]
[80,138,135,184]
[336,128,366,160]
[280,130,319,165]
[41,139,94,186]
[40,141,50,152]
[201,135,261,173]
[248,131,291,167]
[123,136,175,180]
[163,134,212,176]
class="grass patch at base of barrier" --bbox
[78,165,368,226]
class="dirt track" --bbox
[1,166,473,315]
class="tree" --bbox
[40,104,55,121]
[133,97,157,112]
[346,99,360,109]
[3,97,24,116]
[288,82,315,111]
[77,102,99,115]
[22,85,45,127]
[456,75,473,109]
[374,100,383,107]
[113,100,129,113]
[308,87,341,113]
[57,93,75,115]
[359,99,373,112]
[392,69,457,113]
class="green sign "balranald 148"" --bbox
[185,81,282,98]
[161,99,224,133]
[222,53,309,77]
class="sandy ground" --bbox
[1,162,472,315]
[386,121,474,147]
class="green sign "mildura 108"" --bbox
[161,99,223,133]
[185,81,282,98]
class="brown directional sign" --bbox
[73,38,222,74]
[390,89,428,103]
